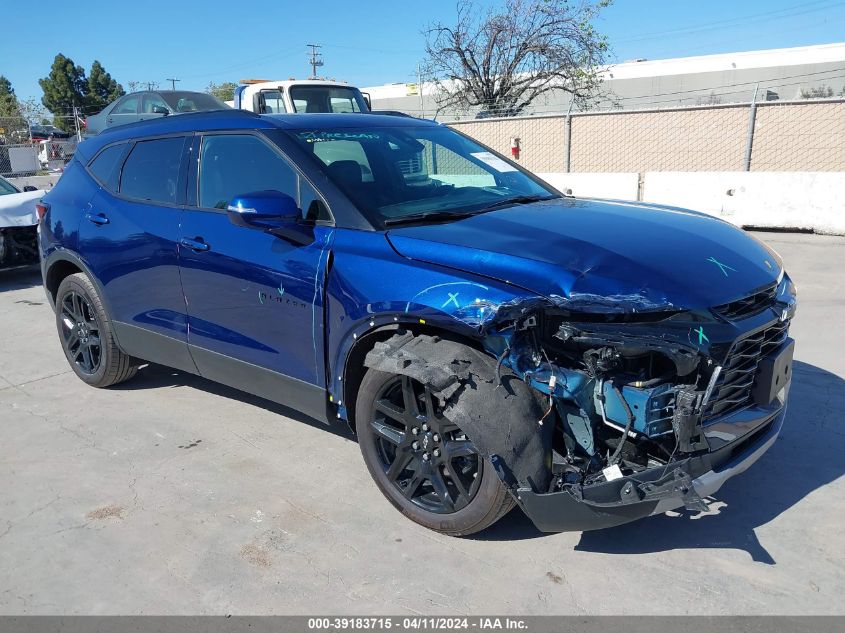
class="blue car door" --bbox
[78,135,196,373]
[178,132,334,420]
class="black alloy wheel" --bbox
[54,272,137,388]
[59,290,102,375]
[369,375,483,514]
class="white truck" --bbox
[229,79,371,114]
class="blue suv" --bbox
[40,110,796,535]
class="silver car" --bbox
[84,90,229,135]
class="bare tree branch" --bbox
[423,0,611,116]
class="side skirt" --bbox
[113,322,198,375]
[112,321,331,425]
[188,344,331,424]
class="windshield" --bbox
[288,86,368,113]
[0,176,19,195]
[288,125,556,227]
[160,92,228,112]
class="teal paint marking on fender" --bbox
[441,292,460,308]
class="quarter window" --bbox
[120,137,185,204]
[198,134,298,210]
[89,144,127,191]
[142,93,169,113]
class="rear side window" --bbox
[120,137,185,204]
[88,144,127,192]
[113,96,138,114]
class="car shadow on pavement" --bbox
[477,361,845,561]
[119,362,356,441]
[0,265,42,292]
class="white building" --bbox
[363,42,845,118]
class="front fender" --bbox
[326,229,539,415]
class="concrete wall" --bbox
[643,171,845,235]
[533,171,845,235]
[538,172,639,199]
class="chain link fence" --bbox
[0,115,79,177]
[447,98,845,173]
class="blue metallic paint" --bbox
[386,197,782,315]
[179,210,334,386]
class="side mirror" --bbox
[152,105,169,115]
[23,185,38,192]
[227,190,313,245]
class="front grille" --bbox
[703,319,790,420]
[712,284,777,321]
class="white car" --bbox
[0,175,43,269]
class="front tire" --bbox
[55,273,137,388]
[356,369,514,536]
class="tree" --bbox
[0,75,20,117]
[39,54,88,131]
[87,60,125,113]
[423,0,611,116]
[799,85,834,99]
[206,81,238,102]
[16,97,48,123]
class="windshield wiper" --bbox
[477,194,558,212]
[383,210,481,227]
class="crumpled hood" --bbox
[0,189,43,228]
[386,198,782,312]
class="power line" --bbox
[178,47,303,80]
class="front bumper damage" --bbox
[515,405,785,532]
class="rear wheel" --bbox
[55,273,137,388]
[356,369,514,536]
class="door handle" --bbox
[180,237,210,252]
[85,212,110,225]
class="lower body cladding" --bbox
[365,310,794,532]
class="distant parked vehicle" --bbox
[30,125,73,141]
[232,79,371,114]
[84,91,229,135]
[0,174,42,270]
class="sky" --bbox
[1,0,844,106]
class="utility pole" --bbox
[417,64,425,117]
[73,104,81,142]
[307,44,324,78]
[166,78,181,91]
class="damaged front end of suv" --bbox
[349,207,798,532]
[485,275,795,531]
